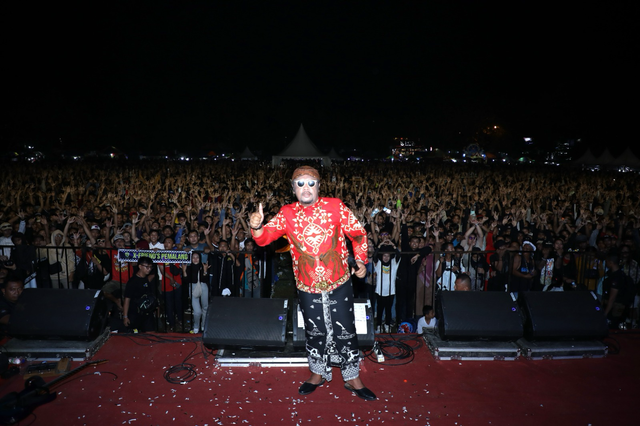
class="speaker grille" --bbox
[8,289,108,340]
[438,292,524,341]
[202,298,287,348]
[520,291,608,340]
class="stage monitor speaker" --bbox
[519,291,608,340]
[202,298,288,349]
[292,298,375,349]
[8,289,108,341]
[437,291,524,341]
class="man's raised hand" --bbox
[249,203,264,230]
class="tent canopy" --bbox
[573,147,640,167]
[272,124,331,166]
[240,146,258,160]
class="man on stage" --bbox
[249,166,376,401]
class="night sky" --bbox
[3,2,636,156]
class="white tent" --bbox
[597,149,616,165]
[240,146,258,160]
[573,147,640,168]
[572,149,598,165]
[327,147,344,162]
[609,148,640,167]
[272,124,331,166]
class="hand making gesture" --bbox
[249,203,264,234]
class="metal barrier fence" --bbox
[0,244,607,333]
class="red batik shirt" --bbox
[252,197,368,293]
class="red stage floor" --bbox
[1,331,638,426]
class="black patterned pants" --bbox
[298,279,361,382]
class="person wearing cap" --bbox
[511,240,537,292]
[123,256,157,332]
[90,224,102,241]
[373,245,400,333]
[0,222,14,259]
[249,165,376,401]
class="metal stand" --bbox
[1,327,111,361]
[516,338,608,360]
[216,347,309,368]
[423,330,521,361]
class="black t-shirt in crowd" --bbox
[124,274,154,303]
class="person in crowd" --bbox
[488,240,510,291]
[0,275,24,338]
[416,305,437,333]
[460,217,485,251]
[161,236,183,332]
[373,246,400,333]
[182,251,209,334]
[619,246,640,327]
[436,242,465,291]
[574,245,605,291]
[397,211,433,322]
[73,237,110,290]
[0,223,15,258]
[209,240,237,297]
[454,273,472,291]
[552,237,578,291]
[462,246,489,291]
[101,234,133,314]
[47,219,76,289]
[237,238,263,298]
[510,241,537,293]
[6,232,37,288]
[603,252,637,328]
[122,256,157,332]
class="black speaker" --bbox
[437,291,524,340]
[519,291,608,340]
[8,289,108,341]
[292,298,375,349]
[202,298,288,349]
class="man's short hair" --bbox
[606,252,620,265]
[1,274,24,289]
[422,305,434,316]
[454,273,472,290]
[138,256,154,266]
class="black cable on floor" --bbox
[163,362,198,384]
[365,334,423,366]
[162,342,220,384]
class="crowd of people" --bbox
[1,159,639,335]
